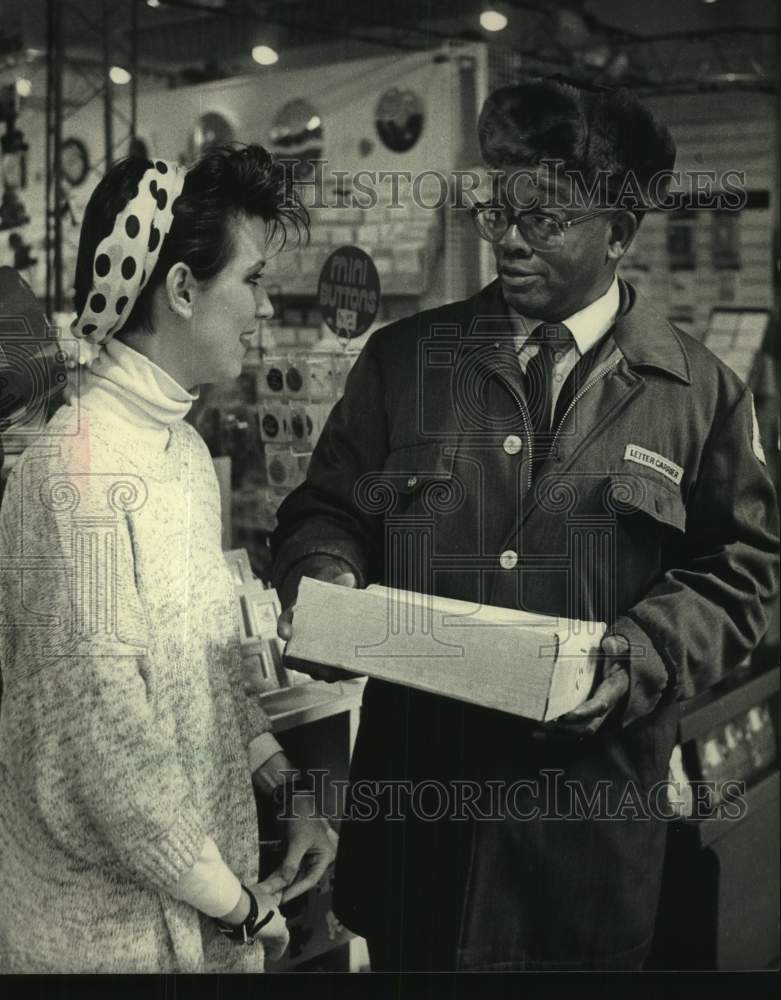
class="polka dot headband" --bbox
[71,160,187,363]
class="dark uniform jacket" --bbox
[271,279,779,970]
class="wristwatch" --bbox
[215,885,275,946]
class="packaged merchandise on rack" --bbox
[259,401,293,444]
[265,443,308,491]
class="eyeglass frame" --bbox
[469,202,612,250]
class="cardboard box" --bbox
[287,579,605,722]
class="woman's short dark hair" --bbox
[73,144,309,335]
[478,78,676,213]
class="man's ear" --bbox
[606,211,638,262]
[165,262,196,320]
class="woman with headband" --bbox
[0,147,336,972]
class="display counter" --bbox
[649,660,780,970]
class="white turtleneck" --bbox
[80,339,199,450]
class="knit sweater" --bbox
[0,343,273,973]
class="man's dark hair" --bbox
[73,144,309,334]
[478,78,676,212]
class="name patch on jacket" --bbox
[624,444,683,485]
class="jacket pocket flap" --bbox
[605,473,686,533]
[383,444,456,493]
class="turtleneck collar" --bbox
[81,339,198,449]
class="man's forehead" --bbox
[475,164,591,211]
[472,167,540,203]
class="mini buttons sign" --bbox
[318,245,381,339]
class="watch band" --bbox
[215,884,276,945]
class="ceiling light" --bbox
[146,0,161,8]
[15,78,32,98]
[109,65,131,85]
[480,9,508,32]
[252,45,279,66]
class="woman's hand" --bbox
[217,884,289,960]
[243,884,290,961]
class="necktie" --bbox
[522,322,572,474]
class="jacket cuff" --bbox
[609,615,671,727]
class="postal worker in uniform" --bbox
[271,78,779,971]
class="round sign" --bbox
[375,87,424,153]
[317,246,381,339]
[269,99,323,181]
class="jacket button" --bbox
[407,476,417,488]
[503,434,522,455]
[499,549,518,569]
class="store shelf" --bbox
[683,770,780,847]
[678,665,779,744]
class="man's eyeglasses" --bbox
[470,204,607,251]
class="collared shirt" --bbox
[508,275,620,427]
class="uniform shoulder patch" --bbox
[624,444,684,485]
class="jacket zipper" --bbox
[548,356,623,471]
[501,355,621,492]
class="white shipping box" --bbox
[287,578,605,721]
